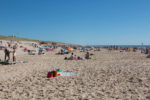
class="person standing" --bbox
[4,48,10,62]
[12,48,16,62]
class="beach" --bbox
[0,41,150,100]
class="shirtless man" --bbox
[4,48,10,61]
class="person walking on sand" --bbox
[4,48,10,62]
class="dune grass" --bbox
[0,35,79,46]
[0,35,40,42]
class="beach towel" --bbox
[47,69,77,78]
[60,71,77,76]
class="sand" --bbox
[0,41,150,100]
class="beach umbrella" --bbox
[62,48,68,52]
[39,46,44,50]
[82,48,87,50]
[45,47,51,51]
[67,48,73,51]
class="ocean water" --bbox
[92,45,150,48]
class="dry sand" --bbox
[0,41,150,100]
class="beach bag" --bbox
[53,71,58,77]
[47,72,53,78]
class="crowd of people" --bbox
[64,52,91,60]
[2,40,150,65]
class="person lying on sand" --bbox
[64,56,83,60]
[64,53,74,60]
[38,49,45,55]
[77,56,83,60]
[28,50,37,55]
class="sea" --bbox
[91,45,150,48]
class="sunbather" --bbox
[77,56,83,60]
[85,52,90,59]
[68,53,74,60]
[38,49,45,55]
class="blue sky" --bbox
[0,0,150,45]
